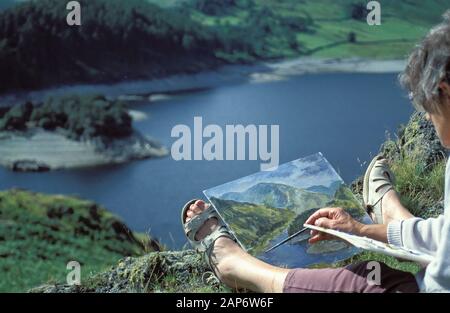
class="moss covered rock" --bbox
[30,250,227,293]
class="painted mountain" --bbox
[306,181,342,196]
[221,182,332,214]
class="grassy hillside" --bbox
[0,189,156,292]
[180,0,449,59]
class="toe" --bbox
[194,200,206,210]
[191,205,203,215]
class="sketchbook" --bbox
[304,224,434,264]
[203,153,433,268]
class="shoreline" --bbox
[0,58,406,106]
[0,128,168,172]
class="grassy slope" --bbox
[185,0,448,59]
[0,190,152,292]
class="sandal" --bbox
[181,199,239,277]
[363,155,395,224]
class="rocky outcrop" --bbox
[11,160,50,172]
[30,250,220,293]
[352,112,447,194]
[381,112,446,166]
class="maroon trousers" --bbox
[283,261,419,293]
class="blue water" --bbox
[0,72,413,248]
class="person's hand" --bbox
[304,207,362,244]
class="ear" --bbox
[439,80,450,98]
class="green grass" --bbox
[151,271,231,293]
[0,189,151,292]
[336,251,422,274]
[392,156,445,217]
[261,0,443,58]
[186,0,448,60]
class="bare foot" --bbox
[184,200,243,283]
[379,189,414,224]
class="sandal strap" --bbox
[184,206,215,242]
[202,226,238,276]
[200,225,234,252]
[369,162,394,206]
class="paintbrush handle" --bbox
[265,227,308,253]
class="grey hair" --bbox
[399,10,450,113]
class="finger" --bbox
[305,208,333,225]
[309,233,326,244]
[314,217,334,229]
[309,232,333,244]
[308,235,320,244]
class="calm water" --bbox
[0,73,413,248]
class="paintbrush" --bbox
[264,227,309,253]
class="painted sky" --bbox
[204,152,343,198]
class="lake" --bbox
[0,72,413,249]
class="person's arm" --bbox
[386,215,444,255]
[420,213,450,291]
[305,207,443,249]
[354,223,388,242]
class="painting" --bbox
[203,152,373,268]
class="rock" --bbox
[29,250,219,293]
[11,160,50,172]
[381,112,447,166]
[424,200,445,218]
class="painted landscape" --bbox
[204,152,372,268]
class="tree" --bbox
[350,3,369,21]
